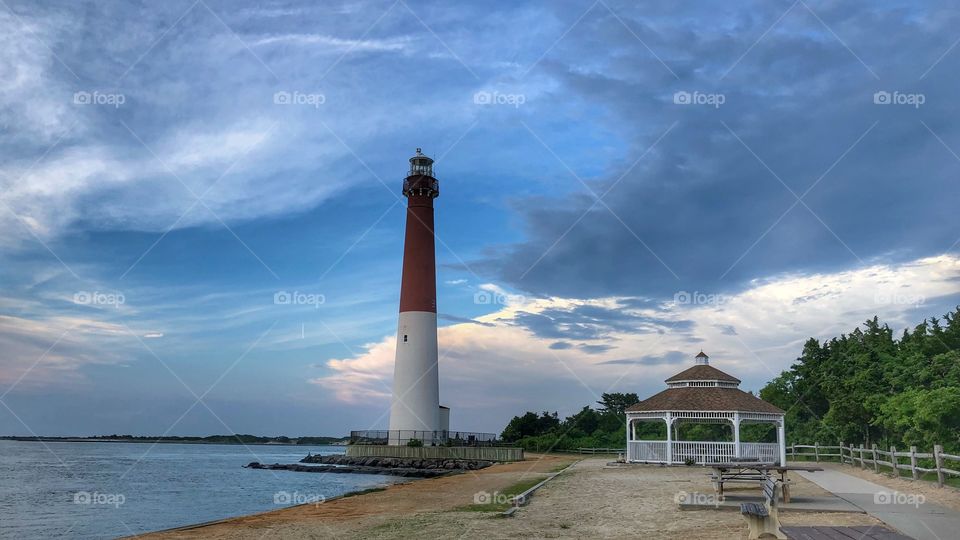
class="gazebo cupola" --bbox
[665,352,741,389]
[625,351,786,465]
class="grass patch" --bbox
[549,462,575,473]
[453,476,549,513]
[456,502,509,513]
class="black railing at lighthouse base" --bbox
[349,430,501,447]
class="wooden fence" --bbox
[574,447,624,455]
[786,442,960,487]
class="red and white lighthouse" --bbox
[389,149,442,444]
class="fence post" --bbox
[889,446,898,478]
[814,442,820,462]
[934,444,945,488]
[839,441,844,464]
[859,445,866,469]
[909,446,918,480]
[849,443,855,466]
[872,444,879,473]
[792,443,796,459]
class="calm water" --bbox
[0,440,406,539]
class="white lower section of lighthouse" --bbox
[388,311,439,444]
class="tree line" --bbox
[759,308,960,453]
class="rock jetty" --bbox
[244,455,495,478]
[301,454,495,471]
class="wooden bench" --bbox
[740,477,786,539]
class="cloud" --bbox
[600,351,686,366]
[0,314,134,389]
[508,303,692,341]
[0,10,78,143]
[478,1,960,302]
[713,324,738,336]
[250,33,413,53]
[309,255,960,430]
[439,313,494,327]
[0,1,478,248]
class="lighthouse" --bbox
[389,149,443,445]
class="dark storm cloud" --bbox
[600,350,688,366]
[578,343,614,354]
[482,1,960,301]
[713,324,738,336]
[509,303,694,341]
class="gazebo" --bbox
[626,351,786,465]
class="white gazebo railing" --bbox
[673,441,736,464]
[739,442,780,462]
[626,410,786,465]
[628,441,780,464]
[629,440,668,461]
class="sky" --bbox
[1,0,959,438]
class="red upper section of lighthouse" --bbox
[398,149,439,313]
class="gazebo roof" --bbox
[626,386,784,414]
[665,364,740,384]
[626,351,783,415]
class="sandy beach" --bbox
[130,455,960,539]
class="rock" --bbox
[289,454,497,475]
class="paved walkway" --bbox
[797,468,958,540]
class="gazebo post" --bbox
[777,419,786,465]
[733,412,741,458]
[665,412,673,465]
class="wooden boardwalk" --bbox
[783,525,913,540]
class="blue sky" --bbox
[1,0,959,438]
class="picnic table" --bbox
[710,462,823,503]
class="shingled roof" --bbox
[626,387,784,414]
[665,364,741,383]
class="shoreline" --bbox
[137,453,573,539]
[130,483,398,538]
